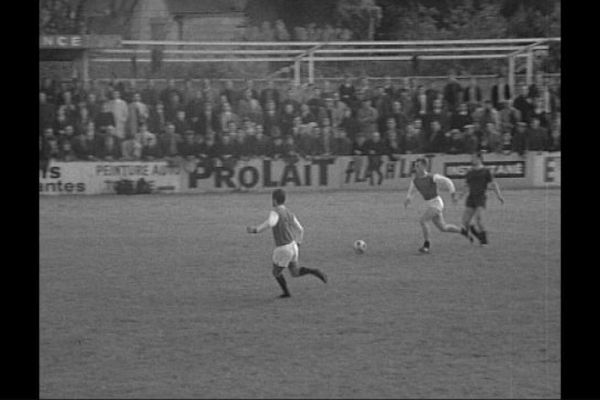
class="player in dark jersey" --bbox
[458,152,505,245]
[404,158,471,253]
[246,189,327,298]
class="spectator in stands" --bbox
[72,122,100,161]
[165,93,184,123]
[243,98,264,126]
[85,93,102,121]
[325,94,346,128]
[462,125,479,154]
[44,136,61,161]
[126,93,149,137]
[260,79,280,109]
[473,100,500,131]
[446,129,464,155]
[160,79,180,107]
[58,138,77,162]
[373,86,394,124]
[491,75,511,110]
[178,131,198,159]
[159,123,181,158]
[263,100,281,137]
[254,125,271,157]
[339,76,357,110]
[550,112,561,151]
[531,97,550,129]
[321,80,336,100]
[425,98,450,134]
[427,120,449,153]
[282,135,300,164]
[94,101,115,134]
[73,106,93,136]
[513,85,534,124]
[331,128,352,156]
[220,80,238,107]
[356,99,378,139]
[219,134,239,168]
[195,102,220,136]
[141,134,162,161]
[527,118,548,151]
[173,110,191,135]
[274,19,291,41]
[202,79,218,105]
[181,79,195,107]
[339,107,360,142]
[96,126,122,161]
[185,90,204,124]
[219,103,239,135]
[405,119,425,154]
[483,122,503,154]
[498,100,521,137]
[141,79,159,107]
[107,90,129,139]
[443,70,463,113]
[121,132,143,161]
[462,76,483,113]
[385,129,404,158]
[299,103,317,125]
[450,103,473,131]
[204,132,220,163]
[413,85,430,119]
[365,131,386,185]
[39,92,56,134]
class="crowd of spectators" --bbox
[40,0,86,35]
[39,71,561,173]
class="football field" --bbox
[39,188,560,399]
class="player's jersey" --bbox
[272,206,297,247]
[465,167,493,198]
[412,174,438,200]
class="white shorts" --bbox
[272,241,299,267]
[425,196,444,213]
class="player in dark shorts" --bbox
[458,152,505,245]
[247,189,327,298]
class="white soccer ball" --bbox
[353,240,367,254]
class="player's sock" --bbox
[469,225,483,243]
[460,227,473,242]
[480,230,488,245]
[298,267,328,283]
[424,240,430,249]
[275,275,290,297]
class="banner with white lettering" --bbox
[532,152,561,187]
[40,162,181,195]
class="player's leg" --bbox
[431,211,463,234]
[272,246,294,297]
[288,242,327,283]
[272,264,291,298]
[474,207,489,245]
[462,206,478,242]
[418,208,435,253]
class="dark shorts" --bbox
[466,195,487,209]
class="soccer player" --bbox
[246,189,328,298]
[404,157,471,253]
[458,152,505,246]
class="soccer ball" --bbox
[353,240,367,254]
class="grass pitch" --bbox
[40,189,560,398]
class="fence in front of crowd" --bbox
[40,151,561,196]
[90,37,560,92]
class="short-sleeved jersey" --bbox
[413,174,438,200]
[272,206,297,247]
[465,167,493,197]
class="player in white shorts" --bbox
[247,189,328,298]
[404,157,472,253]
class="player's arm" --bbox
[404,180,415,208]
[488,173,505,204]
[247,211,279,234]
[292,215,305,245]
[433,174,459,203]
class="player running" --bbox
[458,152,505,246]
[246,189,327,298]
[404,157,471,253]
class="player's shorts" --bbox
[272,241,299,267]
[466,195,487,209]
[425,196,444,213]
